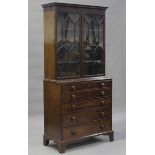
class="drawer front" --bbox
[89,81,112,89]
[63,98,112,113]
[62,88,112,102]
[63,108,112,127]
[61,80,112,91]
[63,120,112,140]
[88,88,112,98]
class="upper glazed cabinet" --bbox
[43,3,107,79]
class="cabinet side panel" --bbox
[44,11,56,79]
[44,81,61,140]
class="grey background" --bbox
[29,0,126,154]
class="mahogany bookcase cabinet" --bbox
[42,2,114,153]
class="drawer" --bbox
[61,80,112,91]
[63,108,112,127]
[88,88,112,98]
[89,81,112,89]
[63,98,112,113]
[62,88,112,102]
[63,120,112,140]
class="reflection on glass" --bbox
[83,14,104,75]
[57,13,80,78]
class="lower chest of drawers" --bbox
[43,77,113,153]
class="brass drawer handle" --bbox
[71,116,76,122]
[101,91,105,95]
[71,94,76,100]
[101,83,105,87]
[71,130,77,135]
[100,124,104,129]
[71,85,76,91]
[93,118,102,122]
[71,104,76,110]
[100,100,105,104]
[101,112,104,117]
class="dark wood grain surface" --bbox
[63,120,112,140]
[44,11,56,79]
[62,97,112,113]
[44,81,62,140]
[63,107,111,127]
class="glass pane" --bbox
[83,14,104,76]
[57,13,80,78]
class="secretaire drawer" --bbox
[63,120,112,140]
[63,98,112,113]
[62,88,112,102]
[63,107,112,127]
[61,80,112,91]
